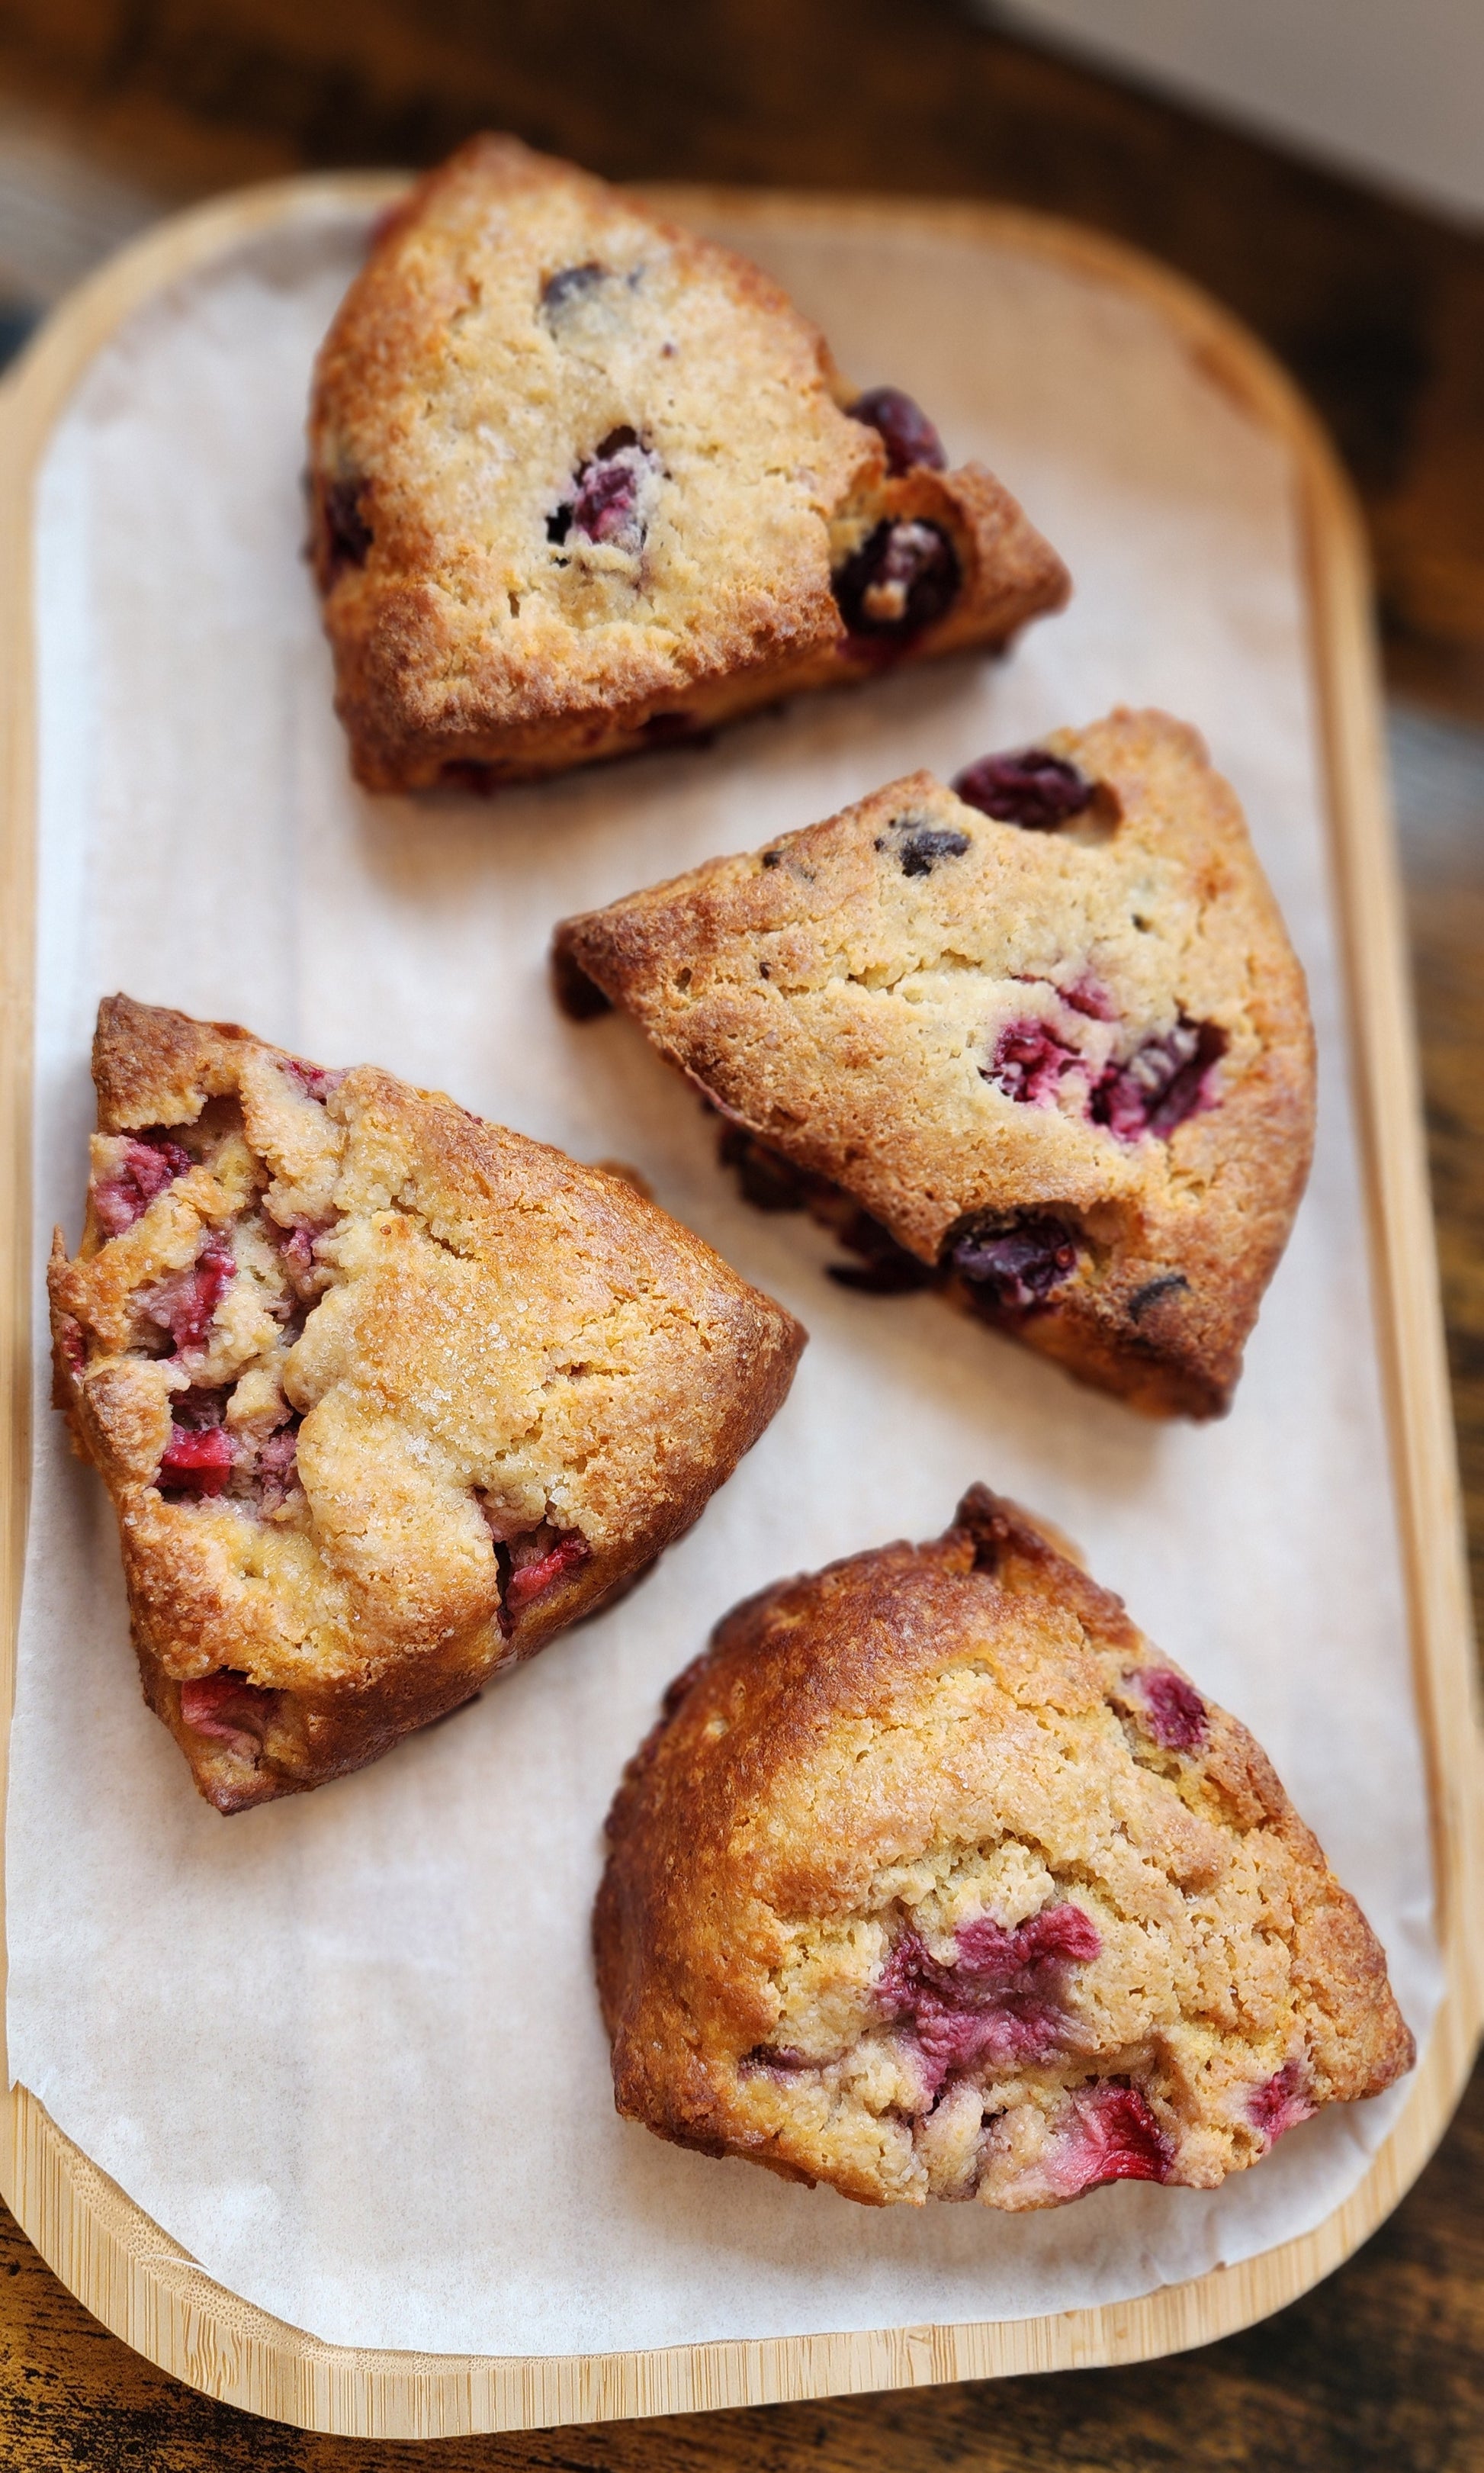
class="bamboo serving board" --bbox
[0,176,1479,2441]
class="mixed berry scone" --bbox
[48,996,805,1813]
[307,135,1069,791]
[595,1487,1412,2211]
[554,709,1315,1417]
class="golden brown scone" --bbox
[554,709,1316,1417]
[596,1487,1413,2211]
[49,996,805,1813]
[307,135,1069,792]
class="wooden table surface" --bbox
[0,4,1480,2463]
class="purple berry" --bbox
[953,748,1093,829]
[92,1130,194,1236]
[1093,1019,1225,1142]
[879,1903,1100,2098]
[321,476,371,580]
[1132,1666,1208,1751]
[983,1018,1081,1106]
[1248,2060,1315,2143]
[877,819,971,877]
[950,1215,1078,1309]
[834,519,960,639]
[549,428,656,556]
[850,385,947,475]
[540,261,607,323]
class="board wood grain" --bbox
[0,175,1478,2439]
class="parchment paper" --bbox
[8,198,1441,2356]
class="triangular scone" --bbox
[48,998,805,1814]
[554,709,1315,1417]
[596,1487,1412,2211]
[308,135,1069,791]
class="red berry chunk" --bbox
[1133,1665,1208,1751]
[879,1903,1100,2096]
[503,1528,591,1623]
[850,385,947,475]
[158,1420,234,1499]
[984,1016,1081,1106]
[1093,1019,1226,1142]
[834,519,960,638]
[1248,2060,1315,2143]
[281,1056,345,1105]
[551,429,655,555]
[179,1670,280,1758]
[953,748,1093,829]
[144,1240,236,1355]
[950,1215,1078,1309]
[1046,2082,1174,2197]
[93,1132,193,1236]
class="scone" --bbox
[307,134,1069,791]
[48,996,805,1812]
[596,1487,1412,2211]
[554,709,1315,1417]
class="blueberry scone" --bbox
[48,997,805,1812]
[554,709,1315,1417]
[596,1487,1412,2210]
[307,135,1069,792]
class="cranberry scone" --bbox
[596,1486,1412,2211]
[554,708,1315,1417]
[48,996,805,1813]
[307,134,1069,791]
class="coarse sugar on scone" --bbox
[554,707,1315,1417]
[49,995,805,1812]
[307,134,1069,791]
[595,1487,1413,2211]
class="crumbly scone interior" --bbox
[744,1656,1319,2211]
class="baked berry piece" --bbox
[553,709,1315,1417]
[307,134,1068,793]
[49,997,804,1812]
[596,1487,1412,2211]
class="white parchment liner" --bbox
[8,201,1440,2356]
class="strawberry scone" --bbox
[596,1487,1412,2210]
[48,996,804,1812]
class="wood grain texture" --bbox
[0,0,1479,709]
[0,169,1474,2473]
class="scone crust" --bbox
[596,1487,1412,2208]
[50,995,805,1810]
[308,134,1069,790]
[555,709,1316,1416]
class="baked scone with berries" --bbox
[554,708,1315,1417]
[307,134,1069,792]
[596,1486,1412,2211]
[48,996,805,1813]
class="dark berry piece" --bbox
[497,1525,591,1635]
[849,385,947,475]
[539,261,608,323]
[877,821,971,878]
[143,1240,236,1356]
[438,760,501,795]
[949,1215,1078,1310]
[953,748,1093,829]
[552,429,656,557]
[983,1018,1081,1106]
[834,519,960,638]
[1093,1019,1226,1142]
[321,476,372,580]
